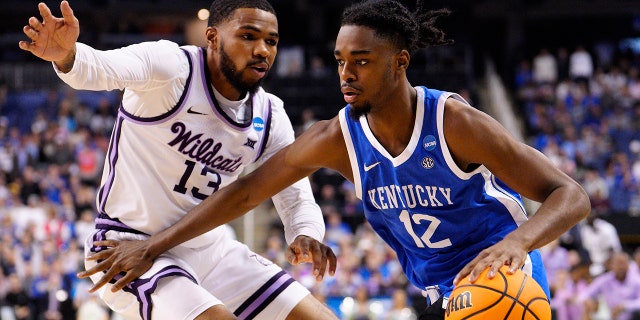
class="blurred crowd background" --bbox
[1,0,640,319]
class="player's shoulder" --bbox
[177,43,202,54]
[261,90,284,108]
[126,39,182,52]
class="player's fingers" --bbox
[60,1,76,25]
[93,240,120,248]
[28,17,44,32]
[297,243,311,263]
[467,260,491,283]
[77,257,112,278]
[89,268,119,293]
[310,243,326,281]
[84,250,113,262]
[23,25,38,41]
[486,262,502,279]
[38,2,55,23]
[453,254,481,285]
[18,40,35,52]
[111,272,137,292]
[326,247,338,276]
[326,247,337,276]
[507,255,526,274]
[285,246,299,265]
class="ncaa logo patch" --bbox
[421,157,435,169]
[252,117,265,131]
[423,135,437,151]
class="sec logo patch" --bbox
[422,157,434,169]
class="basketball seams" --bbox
[524,297,549,320]
[503,269,521,319]
[446,266,550,320]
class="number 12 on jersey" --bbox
[399,210,452,249]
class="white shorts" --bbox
[84,226,309,320]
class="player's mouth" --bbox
[249,62,269,78]
[341,86,360,104]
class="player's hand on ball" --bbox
[77,239,155,293]
[286,235,337,281]
[453,236,528,285]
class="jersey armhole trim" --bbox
[339,109,363,199]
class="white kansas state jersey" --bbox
[96,46,276,246]
[339,86,533,297]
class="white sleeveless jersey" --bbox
[87,45,290,246]
[56,41,323,246]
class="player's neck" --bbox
[366,85,417,157]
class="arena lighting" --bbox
[198,9,210,21]
[56,289,69,302]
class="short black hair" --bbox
[340,0,453,54]
[208,0,276,27]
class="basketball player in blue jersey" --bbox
[20,0,338,319]
[73,0,590,319]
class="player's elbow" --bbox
[569,182,591,222]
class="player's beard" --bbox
[348,102,372,120]
[219,42,263,95]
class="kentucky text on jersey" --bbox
[168,121,243,173]
[367,184,453,210]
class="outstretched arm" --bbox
[19,1,79,72]
[78,117,350,292]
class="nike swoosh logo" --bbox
[187,106,207,115]
[364,162,380,172]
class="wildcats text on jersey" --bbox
[367,183,453,210]
[168,121,243,173]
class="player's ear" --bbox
[396,50,410,70]
[205,27,218,48]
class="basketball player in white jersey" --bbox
[19,1,337,319]
[68,0,590,319]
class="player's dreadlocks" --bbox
[208,0,276,27]
[340,0,453,54]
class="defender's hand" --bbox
[77,239,155,293]
[19,1,79,66]
[286,235,337,281]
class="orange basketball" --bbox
[445,265,551,320]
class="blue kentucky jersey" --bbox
[338,86,540,299]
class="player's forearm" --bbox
[146,185,256,257]
[507,182,589,251]
[272,178,325,244]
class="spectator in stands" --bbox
[385,288,417,320]
[4,273,31,320]
[582,166,611,213]
[532,48,558,85]
[340,285,376,320]
[556,47,571,82]
[578,251,640,320]
[551,262,591,320]
[580,211,622,276]
[17,166,40,206]
[324,205,353,247]
[295,107,319,137]
[569,45,594,84]
[540,239,570,293]
[514,59,533,89]
[630,247,640,278]
[340,182,365,234]
[605,153,638,215]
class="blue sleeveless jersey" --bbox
[338,86,549,300]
